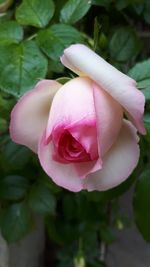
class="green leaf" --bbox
[0,175,29,200]
[52,0,66,21]
[40,173,62,194]
[133,169,150,242]
[0,95,15,118]
[99,33,108,50]
[0,202,32,242]
[115,0,132,10]
[141,87,150,100]
[115,0,144,11]
[56,77,71,85]
[109,27,140,62]
[144,113,150,139]
[0,21,23,45]
[49,60,64,73]
[60,0,91,24]
[37,23,83,60]
[143,2,150,24]
[16,0,54,28]
[0,118,7,132]
[0,40,48,97]
[133,3,144,15]
[87,262,107,267]
[128,59,150,89]
[2,138,31,170]
[93,17,101,51]
[92,0,110,7]
[28,183,56,215]
[46,217,64,245]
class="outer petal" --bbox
[38,132,100,192]
[10,80,61,153]
[93,82,123,156]
[84,120,140,191]
[61,44,146,134]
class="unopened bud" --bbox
[74,256,85,267]
[99,33,108,49]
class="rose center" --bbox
[57,131,91,163]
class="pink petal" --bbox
[61,44,146,134]
[38,131,101,192]
[93,82,123,157]
[10,80,61,153]
[45,77,96,141]
[84,120,140,191]
[68,119,98,161]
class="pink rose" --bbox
[9,44,145,192]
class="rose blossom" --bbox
[9,44,145,192]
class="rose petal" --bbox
[84,120,140,191]
[10,80,61,153]
[38,131,101,192]
[61,44,146,134]
[93,81,123,156]
[45,77,96,141]
[68,119,98,160]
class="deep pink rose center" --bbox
[58,130,91,163]
[51,120,98,164]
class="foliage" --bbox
[0,0,150,266]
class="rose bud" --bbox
[10,44,145,192]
